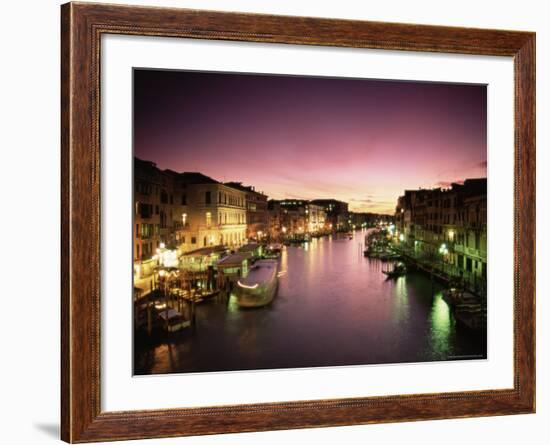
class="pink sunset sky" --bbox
[134,70,487,214]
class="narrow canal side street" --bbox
[134,230,486,375]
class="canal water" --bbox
[134,230,487,375]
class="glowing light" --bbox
[237,280,259,289]
[160,242,166,249]
[160,249,178,267]
[399,233,405,242]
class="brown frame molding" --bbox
[61,2,536,442]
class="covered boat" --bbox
[158,308,191,332]
[235,259,279,307]
[382,262,407,279]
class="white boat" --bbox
[235,259,279,307]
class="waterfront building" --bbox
[134,158,183,280]
[349,212,393,228]
[306,203,326,233]
[310,199,349,231]
[224,182,269,241]
[277,199,308,236]
[395,178,487,293]
[177,174,248,252]
[133,157,248,289]
[267,200,284,240]
[267,199,327,238]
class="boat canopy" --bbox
[239,260,277,286]
[158,308,181,321]
[217,253,249,267]
[180,246,227,258]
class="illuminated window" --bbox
[206,212,212,228]
[182,213,187,226]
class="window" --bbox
[181,194,187,205]
[140,223,154,239]
[182,213,187,227]
[205,191,211,204]
[160,189,168,204]
[191,237,197,244]
[206,212,212,228]
[138,203,152,219]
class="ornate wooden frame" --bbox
[61,2,536,442]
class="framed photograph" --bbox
[61,2,535,442]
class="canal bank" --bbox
[134,230,486,375]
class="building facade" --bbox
[134,158,184,278]
[266,199,327,239]
[224,182,268,241]
[395,178,487,293]
[133,158,248,283]
[310,199,349,231]
[177,175,248,252]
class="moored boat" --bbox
[265,243,283,258]
[382,262,407,279]
[235,259,279,307]
[158,308,191,332]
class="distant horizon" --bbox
[135,155,486,217]
[134,69,487,214]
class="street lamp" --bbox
[439,243,449,274]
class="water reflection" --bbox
[135,231,487,374]
[430,293,452,359]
